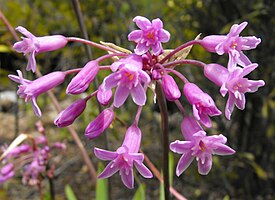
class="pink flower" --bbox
[94,124,152,189]
[204,63,265,119]
[54,98,87,127]
[170,117,235,176]
[201,22,261,71]
[85,108,114,139]
[9,70,66,117]
[13,26,67,72]
[162,74,181,101]
[128,16,170,55]
[66,61,99,95]
[97,85,113,106]
[183,83,222,127]
[0,163,14,183]
[101,54,150,107]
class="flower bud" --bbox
[162,74,181,101]
[204,63,229,87]
[54,98,87,127]
[85,108,114,139]
[97,85,112,106]
[66,61,99,95]
[200,35,226,53]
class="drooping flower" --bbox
[183,83,222,127]
[128,16,170,55]
[162,74,181,101]
[85,107,115,139]
[13,26,68,72]
[9,70,66,117]
[170,117,235,176]
[204,63,265,119]
[66,61,99,95]
[200,22,261,71]
[101,54,151,108]
[54,98,87,127]
[94,124,152,189]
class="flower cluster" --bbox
[9,16,264,188]
[0,121,65,185]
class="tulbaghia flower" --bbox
[94,124,152,189]
[85,107,114,139]
[54,98,87,127]
[183,83,222,127]
[201,22,261,71]
[9,70,66,117]
[13,26,68,72]
[66,61,99,95]
[204,63,265,119]
[170,117,235,176]
[97,85,113,106]
[128,16,170,55]
[162,74,181,101]
[0,163,14,183]
[102,54,150,107]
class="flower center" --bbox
[233,83,242,91]
[199,140,207,152]
[231,42,238,49]
[147,31,154,39]
[125,72,134,81]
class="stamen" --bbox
[147,31,154,39]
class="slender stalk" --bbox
[159,40,201,64]
[165,68,189,84]
[163,59,205,69]
[49,176,55,200]
[155,81,170,200]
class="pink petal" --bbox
[170,140,193,154]
[114,85,130,108]
[26,51,37,72]
[152,42,162,55]
[102,73,120,90]
[152,18,163,29]
[128,30,143,42]
[16,26,35,38]
[235,93,246,110]
[198,156,212,175]
[181,116,203,140]
[134,162,153,178]
[238,51,251,67]
[130,82,146,106]
[133,16,151,30]
[94,148,118,160]
[241,36,261,50]
[158,29,170,42]
[225,93,236,120]
[213,144,235,155]
[248,80,265,93]
[176,151,194,176]
[192,104,200,121]
[120,168,134,189]
[134,42,150,55]
[98,161,119,179]
[199,113,212,128]
[240,63,258,77]
[31,97,41,117]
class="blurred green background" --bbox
[0,0,274,199]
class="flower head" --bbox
[183,83,222,127]
[204,63,265,119]
[201,22,261,71]
[170,117,235,176]
[94,124,152,189]
[13,26,67,72]
[9,70,66,117]
[102,54,150,107]
[128,16,170,55]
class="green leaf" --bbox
[96,162,109,200]
[133,183,146,200]
[169,152,174,184]
[65,184,78,200]
[159,180,165,200]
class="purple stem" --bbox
[163,59,206,69]
[165,68,189,84]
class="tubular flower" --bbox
[170,117,235,176]
[94,124,153,189]
[128,16,170,55]
[85,107,115,139]
[0,164,14,183]
[162,74,181,101]
[66,60,99,95]
[8,70,66,117]
[183,83,222,127]
[13,26,67,72]
[201,22,261,71]
[204,63,265,120]
[101,54,151,108]
[54,98,87,127]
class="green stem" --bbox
[156,81,170,200]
